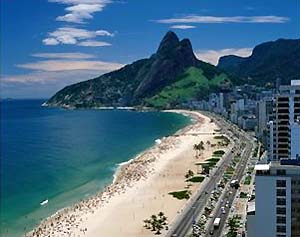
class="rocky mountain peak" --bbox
[157,31,180,54]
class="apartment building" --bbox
[254,161,300,237]
[270,80,300,161]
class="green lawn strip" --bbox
[214,135,230,142]
[186,176,205,183]
[225,166,235,175]
[247,167,254,174]
[206,157,220,163]
[169,190,191,200]
[240,192,248,198]
[244,175,252,185]
[213,150,225,156]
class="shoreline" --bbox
[27,110,222,237]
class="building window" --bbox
[277,180,286,187]
[277,216,286,224]
[276,170,286,176]
[277,207,286,215]
[277,198,286,206]
[277,189,286,197]
[276,225,286,233]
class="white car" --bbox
[221,208,226,214]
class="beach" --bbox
[27,110,229,237]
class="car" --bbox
[221,207,226,214]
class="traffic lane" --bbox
[169,147,238,237]
[168,114,248,237]
[205,144,252,236]
[205,185,238,236]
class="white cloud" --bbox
[195,48,253,65]
[78,40,111,47]
[2,70,110,84]
[156,15,289,24]
[49,0,111,23]
[170,25,196,29]
[95,30,114,37]
[16,59,123,72]
[32,52,96,59]
[43,38,60,45]
[2,57,124,97]
[1,70,114,98]
[43,27,114,45]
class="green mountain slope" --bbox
[146,67,230,108]
[45,31,231,109]
[218,38,300,86]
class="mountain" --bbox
[218,38,300,86]
[45,31,231,109]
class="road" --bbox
[204,142,253,236]
[167,112,254,237]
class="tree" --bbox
[226,215,240,237]
[143,219,151,229]
[193,144,199,157]
[185,170,194,179]
[154,220,163,235]
[144,212,168,235]
[199,141,204,150]
[206,140,211,149]
[150,215,158,231]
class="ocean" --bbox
[0,99,191,237]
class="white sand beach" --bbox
[27,110,229,237]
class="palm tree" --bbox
[143,219,151,229]
[158,211,165,219]
[158,211,167,225]
[206,140,211,149]
[154,221,163,235]
[144,212,168,234]
[185,169,194,179]
[150,215,158,231]
[227,215,240,236]
[193,144,199,157]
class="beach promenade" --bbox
[27,110,229,237]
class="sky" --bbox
[1,0,299,98]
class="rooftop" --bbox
[247,200,255,214]
[255,164,270,171]
[291,80,300,86]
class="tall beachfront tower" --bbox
[254,159,300,237]
[269,80,300,161]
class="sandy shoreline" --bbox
[27,110,227,237]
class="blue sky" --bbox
[1,0,299,98]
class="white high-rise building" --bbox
[269,80,300,161]
[290,121,300,159]
[253,162,300,237]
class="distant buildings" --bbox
[257,97,274,142]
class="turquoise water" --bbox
[0,99,191,237]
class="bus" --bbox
[213,217,221,229]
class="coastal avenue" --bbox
[167,112,254,237]
[204,142,253,236]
